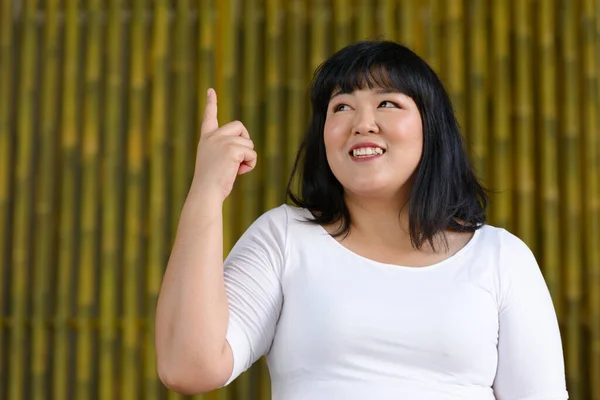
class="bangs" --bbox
[311,53,419,110]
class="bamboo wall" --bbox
[0,0,598,399]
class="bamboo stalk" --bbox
[101,0,126,399]
[536,0,563,322]
[445,0,466,144]
[77,0,103,398]
[513,0,535,248]
[10,1,38,398]
[309,0,328,71]
[467,0,488,183]
[398,0,415,50]
[581,0,600,396]
[264,0,284,211]
[424,0,441,73]
[332,0,351,50]
[0,0,14,395]
[171,0,193,240]
[147,1,170,398]
[285,0,307,202]
[216,0,237,259]
[121,1,148,398]
[377,0,396,41]
[490,0,512,230]
[357,0,374,41]
[559,0,583,396]
[54,0,81,397]
[240,0,261,252]
[31,0,60,398]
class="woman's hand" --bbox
[191,88,257,202]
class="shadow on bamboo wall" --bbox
[0,0,598,399]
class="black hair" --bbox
[286,40,488,251]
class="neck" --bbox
[342,192,414,249]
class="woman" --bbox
[155,41,568,399]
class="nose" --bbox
[352,108,379,135]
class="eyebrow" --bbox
[329,87,401,100]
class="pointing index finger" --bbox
[201,88,219,136]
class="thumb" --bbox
[201,88,219,135]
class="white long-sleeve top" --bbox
[221,204,568,400]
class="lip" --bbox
[348,141,386,153]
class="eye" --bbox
[333,103,351,112]
[379,100,399,108]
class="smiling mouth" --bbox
[350,147,386,158]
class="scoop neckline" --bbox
[308,209,483,271]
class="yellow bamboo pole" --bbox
[490,0,512,230]
[467,0,488,183]
[583,0,600,395]
[332,0,351,50]
[445,0,466,144]
[513,0,535,248]
[10,1,37,398]
[0,0,14,395]
[171,0,193,239]
[537,0,563,321]
[398,0,415,51]
[77,0,102,398]
[216,0,238,259]
[31,0,60,398]
[54,0,81,397]
[423,0,441,73]
[285,0,307,197]
[101,0,125,398]
[377,0,396,41]
[147,1,170,398]
[357,0,374,41]
[559,0,583,396]
[309,0,328,71]
[582,0,600,396]
[240,0,261,248]
[121,1,148,398]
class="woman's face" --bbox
[323,87,423,201]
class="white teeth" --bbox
[352,147,384,157]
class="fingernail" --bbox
[207,88,212,98]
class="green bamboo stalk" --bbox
[559,0,582,396]
[445,0,466,144]
[424,0,441,73]
[10,1,38,398]
[240,0,261,254]
[264,0,284,211]
[332,0,351,50]
[581,0,600,396]
[309,0,328,71]
[54,0,81,398]
[77,0,102,398]
[285,0,307,201]
[171,0,193,240]
[357,0,374,41]
[536,0,563,322]
[513,0,535,248]
[0,0,14,395]
[147,1,170,398]
[101,0,125,399]
[467,0,488,183]
[377,0,396,41]
[121,2,148,398]
[216,0,237,261]
[490,0,512,230]
[398,0,415,50]
[31,0,60,398]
